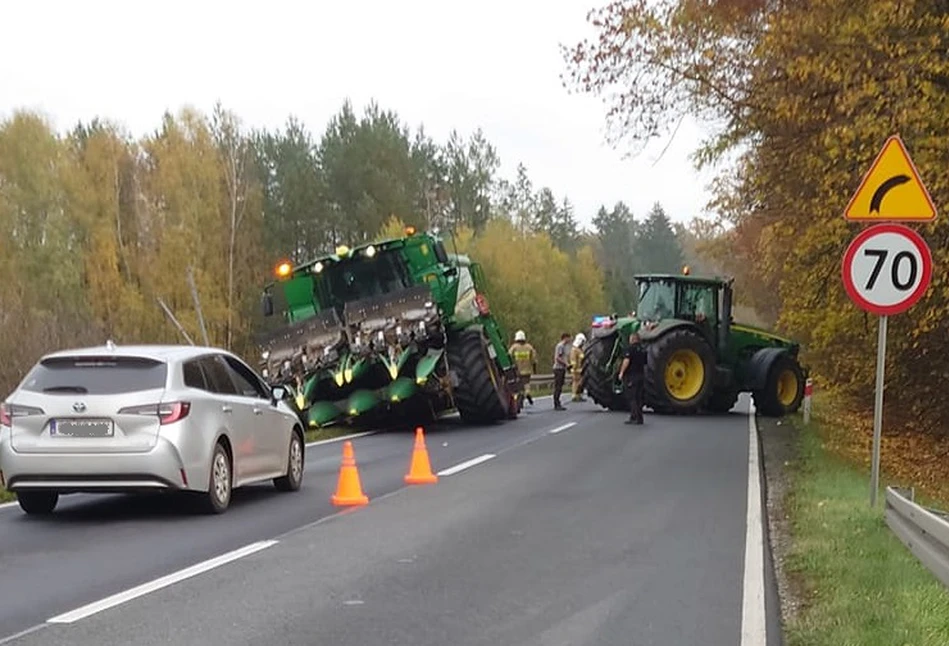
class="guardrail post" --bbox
[802,377,813,425]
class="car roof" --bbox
[39,344,236,364]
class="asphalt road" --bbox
[0,397,781,645]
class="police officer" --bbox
[508,330,537,405]
[617,332,647,424]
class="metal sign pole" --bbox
[869,314,888,507]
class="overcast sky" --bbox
[0,0,718,229]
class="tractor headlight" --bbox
[312,262,324,274]
[365,245,377,258]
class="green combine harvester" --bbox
[256,226,523,429]
[582,268,808,417]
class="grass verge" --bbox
[779,412,949,646]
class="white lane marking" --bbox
[437,453,496,476]
[0,431,373,514]
[0,406,572,513]
[741,400,768,646]
[306,430,375,447]
[47,540,278,624]
[548,422,577,435]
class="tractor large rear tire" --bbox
[753,353,805,417]
[581,335,628,411]
[645,328,716,415]
[447,328,511,424]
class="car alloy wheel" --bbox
[212,448,231,507]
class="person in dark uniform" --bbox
[617,332,647,424]
[552,333,571,411]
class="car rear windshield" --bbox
[19,356,168,395]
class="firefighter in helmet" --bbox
[509,330,537,405]
[569,332,587,402]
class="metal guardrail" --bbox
[530,373,554,387]
[884,486,949,588]
[524,374,584,388]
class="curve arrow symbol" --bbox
[869,174,911,213]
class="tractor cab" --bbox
[634,269,734,355]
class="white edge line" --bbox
[437,453,496,477]
[306,430,376,448]
[740,400,768,646]
[47,539,278,624]
[548,422,577,435]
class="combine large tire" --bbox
[753,353,805,417]
[581,335,628,411]
[645,327,715,414]
[447,328,511,424]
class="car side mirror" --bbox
[270,386,285,405]
[261,292,274,317]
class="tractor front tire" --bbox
[447,328,511,424]
[753,354,805,417]
[645,328,715,415]
[581,336,628,411]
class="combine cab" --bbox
[581,269,808,417]
[256,228,522,428]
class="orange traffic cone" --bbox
[404,427,438,485]
[331,441,369,506]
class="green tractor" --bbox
[581,269,807,417]
[255,227,523,429]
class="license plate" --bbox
[50,419,114,438]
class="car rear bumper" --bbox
[0,437,197,494]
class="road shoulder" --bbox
[757,414,802,641]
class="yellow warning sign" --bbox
[844,135,937,222]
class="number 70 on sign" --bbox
[841,223,933,316]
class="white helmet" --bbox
[573,333,586,347]
[514,330,526,342]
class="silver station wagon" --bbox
[0,343,305,515]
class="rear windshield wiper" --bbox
[42,386,89,393]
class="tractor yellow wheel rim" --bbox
[663,349,705,401]
[777,369,799,406]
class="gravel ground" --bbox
[758,415,804,631]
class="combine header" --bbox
[257,227,522,428]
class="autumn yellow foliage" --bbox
[565,0,949,434]
[0,106,610,397]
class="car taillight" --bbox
[0,403,45,427]
[118,402,191,425]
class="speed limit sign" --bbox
[841,223,932,315]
